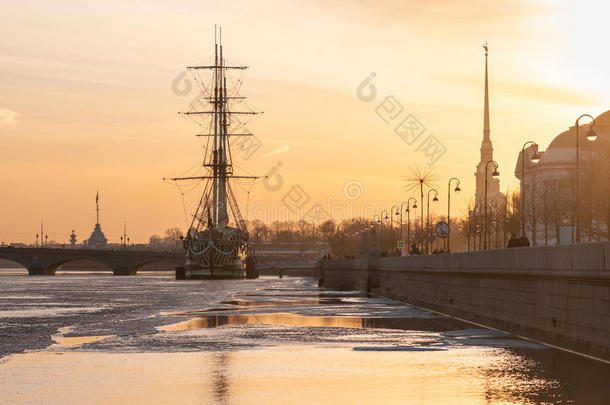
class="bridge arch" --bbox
[0,258,28,275]
[51,259,115,275]
[0,247,184,276]
[131,260,180,275]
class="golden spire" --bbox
[483,42,490,141]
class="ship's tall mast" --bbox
[212,27,219,226]
[217,28,229,227]
[165,26,261,232]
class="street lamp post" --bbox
[574,114,597,243]
[377,211,388,253]
[467,211,472,251]
[401,198,417,253]
[418,180,425,254]
[489,195,500,249]
[484,160,500,250]
[390,205,399,249]
[427,189,439,254]
[399,202,406,243]
[122,222,129,251]
[396,208,402,253]
[487,197,497,249]
[520,141,541,240]
[489,194,506,249]
[473,211,479,251]
[373,214,381,236]
[372,214,381,255]
[447,178,461,253]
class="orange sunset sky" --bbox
[1,0,610,243]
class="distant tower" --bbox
[475,43,501,208]
[69,230,77,248]
[85,189,108,248]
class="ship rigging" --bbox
[164,27,261,279]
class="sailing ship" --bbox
[165,27,259,279]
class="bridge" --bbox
[0,247,184,276]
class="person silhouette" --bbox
[507,233,521,248]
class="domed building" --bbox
[515,110,610,245]
[85,223,108,248]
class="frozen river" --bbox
[1,274,609,404]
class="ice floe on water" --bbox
[2,275,609,404]
[0,306,106,318]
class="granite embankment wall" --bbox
[322,242,610,361]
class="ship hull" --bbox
[175,263,245,280]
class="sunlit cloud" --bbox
[496,81,601,105]
[261,144,290,158]
[454,75,601,106]
[0,108,19,127]
[324,0,549,26]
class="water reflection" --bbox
[158,312,471,333]
[1,276,609,404]
[220,298,342,306]
[501,347,610,404]
[212,352,231,404]
[2,346,609,404]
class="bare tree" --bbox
[163,227,183,247]
[149,234,162,248]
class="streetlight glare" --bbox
[531,153,541,164]
[492,169,500,178]
[587,129,597,141]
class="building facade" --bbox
[515,110,610,245]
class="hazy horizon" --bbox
[2,0,609,243]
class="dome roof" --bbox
[594,110,610,127]
[547,110,610,150]
[87,223,108,246]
